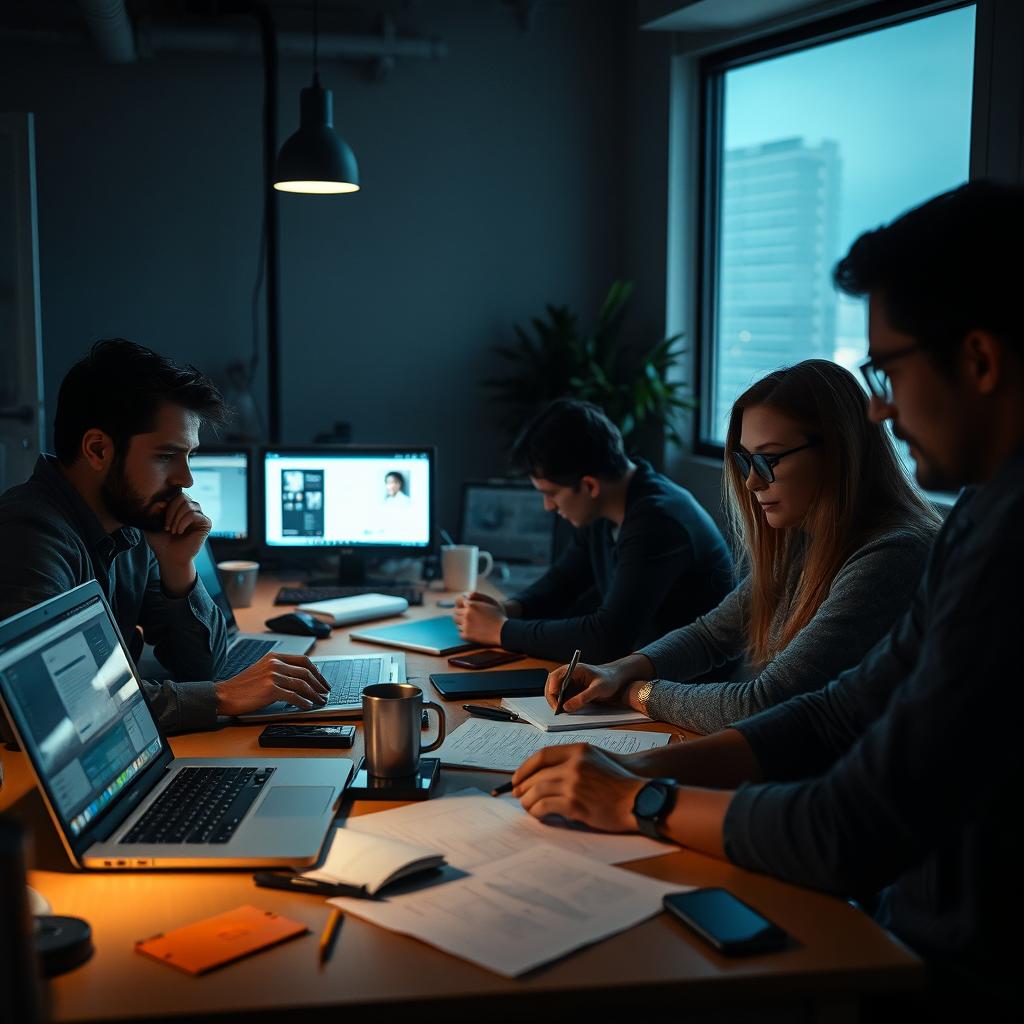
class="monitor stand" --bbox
[307,552,400,588]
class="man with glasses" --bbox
[507,181,1023,1008]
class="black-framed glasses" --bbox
[730,439,821,484]
[858,343,924,402]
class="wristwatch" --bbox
[632,778,678,840]
[633,679,657,716]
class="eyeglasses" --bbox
[730,439,821,484]
[858,343,924,402]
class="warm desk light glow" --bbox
[274,180,360,194]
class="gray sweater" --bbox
[640,527,934,734]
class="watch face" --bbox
[635,782,669,818]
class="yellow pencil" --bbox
[318,908,343,965]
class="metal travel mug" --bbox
[362,684,446,779]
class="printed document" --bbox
[329,844,684,976]
[501,696,649,732]
[345,787,672,868]
[437,717,671,773]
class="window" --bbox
[697,3,976,448]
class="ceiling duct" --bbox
[77,0,137,63]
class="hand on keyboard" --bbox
[215,654,331,717]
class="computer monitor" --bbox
[459,479,555,565]
[187,449,250,541]
[263,446,435,581]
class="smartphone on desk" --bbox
[447,650,525,670]
[258,724,355,749]
[663,889,788,956]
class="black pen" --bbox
[553,648,582,716]
[462,704,520,722]
[490,780,514,797]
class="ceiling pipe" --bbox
[77,0,137,63]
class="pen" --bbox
[490,780,514,797]
[462,704,520,722]
[319,908,343,965]
[553,648,582,716]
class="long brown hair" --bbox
[723,360,939,665]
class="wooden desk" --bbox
[0,577,923,1023]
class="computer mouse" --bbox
[264,612,332,639]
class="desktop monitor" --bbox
[187,449,250,541]
[459,480,555,565]
[263,446,434,580]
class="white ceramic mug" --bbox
[217,560,260,608]
[441,545,493,592]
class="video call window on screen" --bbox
[187,451,249,540]
[263,449,433,549]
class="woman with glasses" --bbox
[545,359,941,734]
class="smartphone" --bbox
[663,889,788,956]
[447,650,525,670]
[258,724,356,749]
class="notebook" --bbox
[350,616,479,656]
[302,827,445,896]
[297,593,409,626]
[428,669,548,700]
[501,696,649,732]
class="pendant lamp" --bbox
[273,2,359,194]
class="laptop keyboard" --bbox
[316,657,384,706]
[216,638,278,680]
[274,585,424,606]
[121,766,274,845]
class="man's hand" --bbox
[544,661,629,712]
[511,744,646,833]
[145,494,212,596]
[215,654,330,717]
[453,593,508,646]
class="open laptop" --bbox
[459,479,555,592]
[195,540,315,677]
[0,581,351,869]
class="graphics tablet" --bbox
[428,669,549,700]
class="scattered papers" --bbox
[345,787,672,869]
[330,844,685,977]
[437,717,671,773]
[502,695,649,732]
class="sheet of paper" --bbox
[303,827,442,894]
[345,788,672,867]
[502,695,648,731]
[330,844,685,977]
[436,717,671,772]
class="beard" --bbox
[895,428,959,494]
[101,457,181,532]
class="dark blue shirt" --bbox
[501,460,734,663]
[0,455,227,733]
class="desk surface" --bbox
[0,576,923,1022]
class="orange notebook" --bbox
[136,905,309,975]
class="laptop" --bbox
[195,540,315,678]
[0,581,351,869]
[350,616,478,656]
[459,479,554,591]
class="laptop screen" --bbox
[460,482,555,565]
[0,592,164,839]
[187,451,249,540]
[194,540,238,635]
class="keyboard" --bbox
[216,637,278,680]
[274,584,423,607]
[122,765,274,845]
[315,657,384,707]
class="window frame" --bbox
[691,0,978,458]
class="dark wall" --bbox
[0,0,631,532]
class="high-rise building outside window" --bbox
[698,4,976,447]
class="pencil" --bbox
[318,908,343,964]
[490,780,514,797]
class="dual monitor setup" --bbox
[188,446,557,582]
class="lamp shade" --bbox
[274,75,359,194]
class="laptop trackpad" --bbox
[255,786,334,818]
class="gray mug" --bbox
[362,684,446,779]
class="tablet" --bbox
[428,669,549,700]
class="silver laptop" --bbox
[195,540,315,675]
[236,649,406,722]
[0,581,351,869]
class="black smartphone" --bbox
[663,889,788,956]
[447,649,525,670]
[258,724,356,749]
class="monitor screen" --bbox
[461,482,555,564]
[187,450,249,540]
[0,593,164,840]
[263,448,433,549]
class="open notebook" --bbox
[302,828,445,896]
[501,696,649,732]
